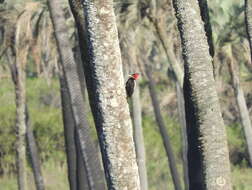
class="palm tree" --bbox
[68,0,141,189]
[47,0,106,189]
[171,0,232,189]
[225,44,252,167]
[145,66,182,190]
[245,0,252,62]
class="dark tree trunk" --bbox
[25,106,45,190]
[48,0,106,189]
[75,133,90,190]
[171,0,232,189]
[245,0,252,63]
[146,68,182,190]
[59,76,78,190]
[197,0,214,57]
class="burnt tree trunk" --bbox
[171,0,232,189]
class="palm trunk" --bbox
[175,82,189,190]
[7,48,27,190]
[48,0,106,189]
[59,76,78,190]
[69,0,141,189]
[227,57,252,166]
[150,18,184,87]
[132,84,148,190]
[25,106,45,190]
[171,0,232,189]
[245,0,252,63]
[120,28,148,190]
[197,0,214,57]
[14,57,27,190]
[146,68,182,190]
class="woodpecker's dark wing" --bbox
[126,78,135,97]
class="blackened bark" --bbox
[146,68,182,190]
[197,0,214,57]
[171,0,232,189]
[70,0,141,189]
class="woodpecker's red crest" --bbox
[126,73,140,98]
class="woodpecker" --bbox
[125,73,140,98]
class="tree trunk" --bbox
[171,0,232,189]
[25,106,45,190]
[60,75,90,190]
[245,0,252,63]
[59,76,78,190]
[132,84,148,190]
[75,133,90,190]
[227,57,252,167]
[120,28,148,190]
[150,17,184,87]
[175,82,189,190]
[68,0,141,189]
[146,68,182,190]
[48,0,106,189]
[7,48,28,190]
[197,0,214,57]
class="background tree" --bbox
[48,0,106,189]
[245,0,252,62]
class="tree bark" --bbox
[120,28,148,190]
[59,76,78,190]
[48,0,106,189]
[227,57,252,167]
[7,48,28,190]
[175,82,189,190]
[132,84,148,190]
[69,0,141,189]
[146,68,182,190]
[197,0,214,57]
[149,16,184,87]
[25,106,45,190]
[245,0,252,63]
[171,0,232,189]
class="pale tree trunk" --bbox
[25,106,45,190]
[14,54,27,190]
[245,0,252,63]
[132,84,148,190]
[175,82,189,190]
[171,0,232,189]
[70,0,141,189]
[48,0,106,189]
[7,48,27,190]
[149,16,184,87]
[146,68,182,190]
[120,29,148,190]
[227,57,252,166]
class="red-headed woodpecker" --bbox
[125,73,140,98]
